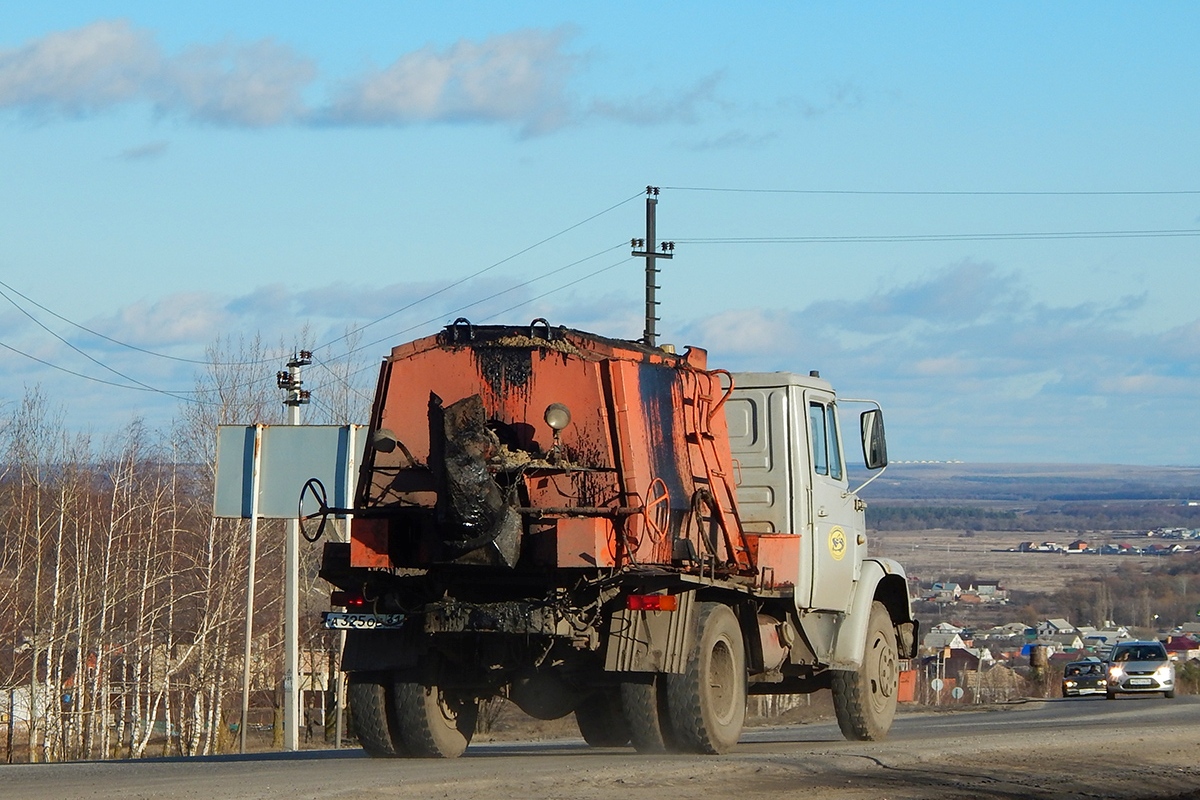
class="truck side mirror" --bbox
[860,409,888,470]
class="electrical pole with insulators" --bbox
[631,186,674,347]
[277,350,311,751]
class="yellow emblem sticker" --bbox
[828,526,847,561]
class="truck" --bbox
[314,318,917,757]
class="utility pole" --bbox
[277,351,311,751]
[631,186,674,347]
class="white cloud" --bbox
[679,262,1200,463]
[779,81,864,119]
[684,129,777,151]
[0,20,314,126]
[157,38,316,127]
[11,263,1197,462]
[0,20,158,116]
[116,139,168,160]
[590,72,725,127]
[103,292,234,345]
[686,308,796,354]
[322,28,578,134]
[0,21,728,135]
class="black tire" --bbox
[575,688,632,747]
[832,601,899,741]
[392,681,478,758]
[666,602,746,754]
[1165,689,1176,699]
[347,673,404,757]
[621,676,676,753]
[1106,690,1116,700]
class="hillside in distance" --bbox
[857,463,1200,503]
[853,463,1200,532]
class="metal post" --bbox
[284,411,300,751]
[278,352,311,752]
[239,424,264,754]
[332,425,359,748]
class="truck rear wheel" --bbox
[575,687,631,747]
[666,602,746,754]
[392,681,478,758]
[348,673,405,757]
[621,676,675,753]
[831,601,898,741]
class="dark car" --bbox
[1061,659,1106,697]
[1106,640,1175,699]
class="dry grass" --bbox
[870,528,1159,594]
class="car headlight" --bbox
[1108,665,1124,680]
[1154,665,1173,681]
[1064,680,1077,687]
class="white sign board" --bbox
[213,425,366,519]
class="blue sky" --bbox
[0,3,1198,464]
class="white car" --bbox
[1106,641,1175,699]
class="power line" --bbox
[310,355,375,405]
[0,241,631,401]
[479,257,630,322]
[0,282,208,403]
[0,338,212,402]
[334,253,637,384]
[0,191,645,373]
[339,243,629,361]
[671,228,1200,244]
[0,192,645,403]
[310,191,645,354]
[0,277,271,367]
[663,186,1200,197]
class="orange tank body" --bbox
[351,322,755,575]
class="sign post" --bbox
[214,424,365,753]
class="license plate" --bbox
[1128,678,1152,686]
[322,611,406,630]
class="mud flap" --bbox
[604,592,695,674]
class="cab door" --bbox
[804,390,861,612]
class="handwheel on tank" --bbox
[574,687,632,746]
[391,681,478,758]
[831,600,899,741]
[666,602,746,754]
[620,675,676,753]
[643,477,671,543]
[347,672,405,757]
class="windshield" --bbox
[1112,645,1167,662]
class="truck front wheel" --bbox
[831,601,898,741]
[666,602,746,754]
[347,673,405,757]
[392,681,478,758]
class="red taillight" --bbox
[627,594,677,612]
[331,590,366,608]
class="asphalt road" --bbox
[4,696,1198,800]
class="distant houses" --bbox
[913,613,1200,705]
[921,581,1008,605]
[1011,535,1198,556]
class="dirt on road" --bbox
[2,699,1198,800]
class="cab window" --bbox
[809,401,843,481]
